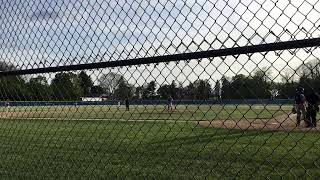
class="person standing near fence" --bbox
[5,98,9,108]
[294,87,307,127]
[117,101,121,110]
[125,98,130,111]
[306,90,319,128]
[168,96,173,112]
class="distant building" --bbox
[80,97,102,101]
[100,94,108,101]
[81,94,108,102]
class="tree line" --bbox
[0,59,319,101]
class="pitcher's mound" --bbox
[197,113,320,131]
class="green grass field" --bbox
[0,104,291,121]
[0,104,319,179]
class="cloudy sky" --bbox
[0,0,320,85]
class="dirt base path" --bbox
[197,113,320,131]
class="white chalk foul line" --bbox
[1,117,194,123]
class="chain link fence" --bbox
[0,0,320,178]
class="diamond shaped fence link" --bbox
[0,0,320,179]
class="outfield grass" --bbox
[0,104,291,121]
[0,119,319,179]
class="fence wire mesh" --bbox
[0,0,320,179]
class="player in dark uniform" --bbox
[294,87,307,127]
[167,96,173,112]
[5,98,9,107]
[306,90,319,127]
[125,98,130,111]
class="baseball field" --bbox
[0,104,319,179]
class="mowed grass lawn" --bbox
[0,104,291,121]
[0,119,319,179]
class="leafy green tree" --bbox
[214,80,221,99]
[90,85,105,97]
[0,61,17,71]
[114,77,133,100]
[51,72,83,101]
[275,81,297,99]
[295,59,320,93]
[157,84,170,99]
[221,76,231,99]
[27,76,52,100]
[158,81,183,99]
[251,69,271,99]
[194,79,212,99]
[78,71,94,97]
[229,74,250,99]
[0,61,30,101]
[169,80,178,99]
[184,79,212,100]
[134,86,143,99]
[0,76,29,101]
[185,82,196,99]
[142,81,157,99]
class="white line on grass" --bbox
[3,117,193,123]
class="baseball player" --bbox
[294,87,307,127]
[306,90,319,127]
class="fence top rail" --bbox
[0,38,319,76]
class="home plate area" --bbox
[198,113,320,131]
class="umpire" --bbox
[306,90,320,127]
